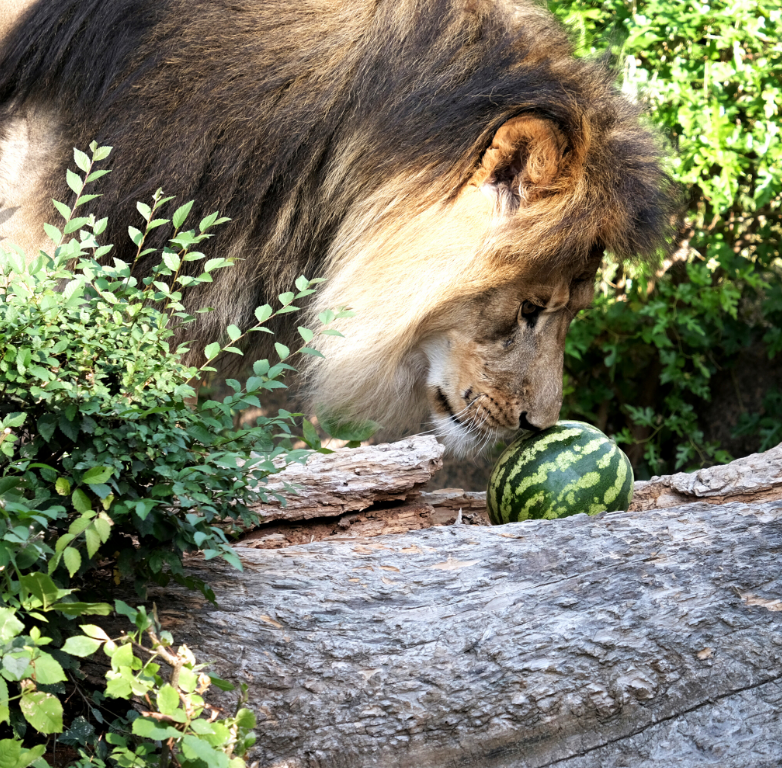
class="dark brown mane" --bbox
[0,0,673,333]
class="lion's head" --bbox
[309,113,672,454]
[0,0,676,455]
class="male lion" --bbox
[0,0,674,455]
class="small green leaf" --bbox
[274,342,290,360]
[82,466,113,484]
[3,412,27,429]
[0,608,24,642]
[50,601,112,616]
[301,418,321,449]
[226,324,242,342]
[181,734,229,768]
[66,168,83,195]
[278,291,294,306]
[92,145,112,162]
[131,718,181,741]
[55,477,71,496]
[73,148,91,172]
[63,216,91,234]
[31,653,67,685]
[173,200,194,230]
[297,326,314,343]
[156,684,180,716]
[235,707,257,730]
[72,488,92,514]
[85,527,101,558]
[162,250,181,271]
[37,414,58,442]
[20,572,61,609]
[254,304,273,323]
[207,674,235,692]
[204,342,221,361]
[20,690,63,734]
[128,225,143,246]
[63,547,82,578]
[51,199,71,220]
[62,635,103,658]
[86,168,111,182]
[319,413,382,443]
[43,223,61,244]
[0,738,20,766]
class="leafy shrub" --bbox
[0,143,348,765]
[550,0,782,476]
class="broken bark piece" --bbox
[420,487,491,524]
[631,441,782,511]
[238,490,490,550]
[248,435,444,523]
[147,498,782,767]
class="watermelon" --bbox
[487,420,633,524]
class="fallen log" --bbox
[240,442,782,548]
[630,441,782,510]
[150,491,782,766]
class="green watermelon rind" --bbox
[487,420,634,524]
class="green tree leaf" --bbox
[131,717,181,741]
[63,547,82,577]
[156,683,180,716]
[20,572,62,609]
[72,488,92,514]
[82,466,113,484]
[0,608,24,642]
[181,734,229,768]
[319,414,382,443]
[62,635,103,657]
[55,477,71,496]
[31,652,67,685]
[20,690,63,734]
[172,200,194,229]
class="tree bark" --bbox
[149,460,782,767]
[248,435,444,523]
[239,442,782,549]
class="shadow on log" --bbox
[148,448,782,767]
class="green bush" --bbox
[550,0,782,476]
[0,143,349,765]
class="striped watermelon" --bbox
[487,420,633,524]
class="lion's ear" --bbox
[473,115,567,211]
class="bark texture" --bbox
[240,442,782,549]
[248,436,444,523]
[630,441,782,510]
[155,493,782,767]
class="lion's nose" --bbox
[519,412,542,432]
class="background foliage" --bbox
[550,0,782,477]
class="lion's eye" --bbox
[520,300,539,316]
[518,300,543,328]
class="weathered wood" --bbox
[151,497,782,768]
[247,436,444,523]
[631,441,782,510]
[240,442,782,549]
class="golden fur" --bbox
[0,0,676,454]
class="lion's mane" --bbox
[0,0,675,430]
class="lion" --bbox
[0,0,675,456]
